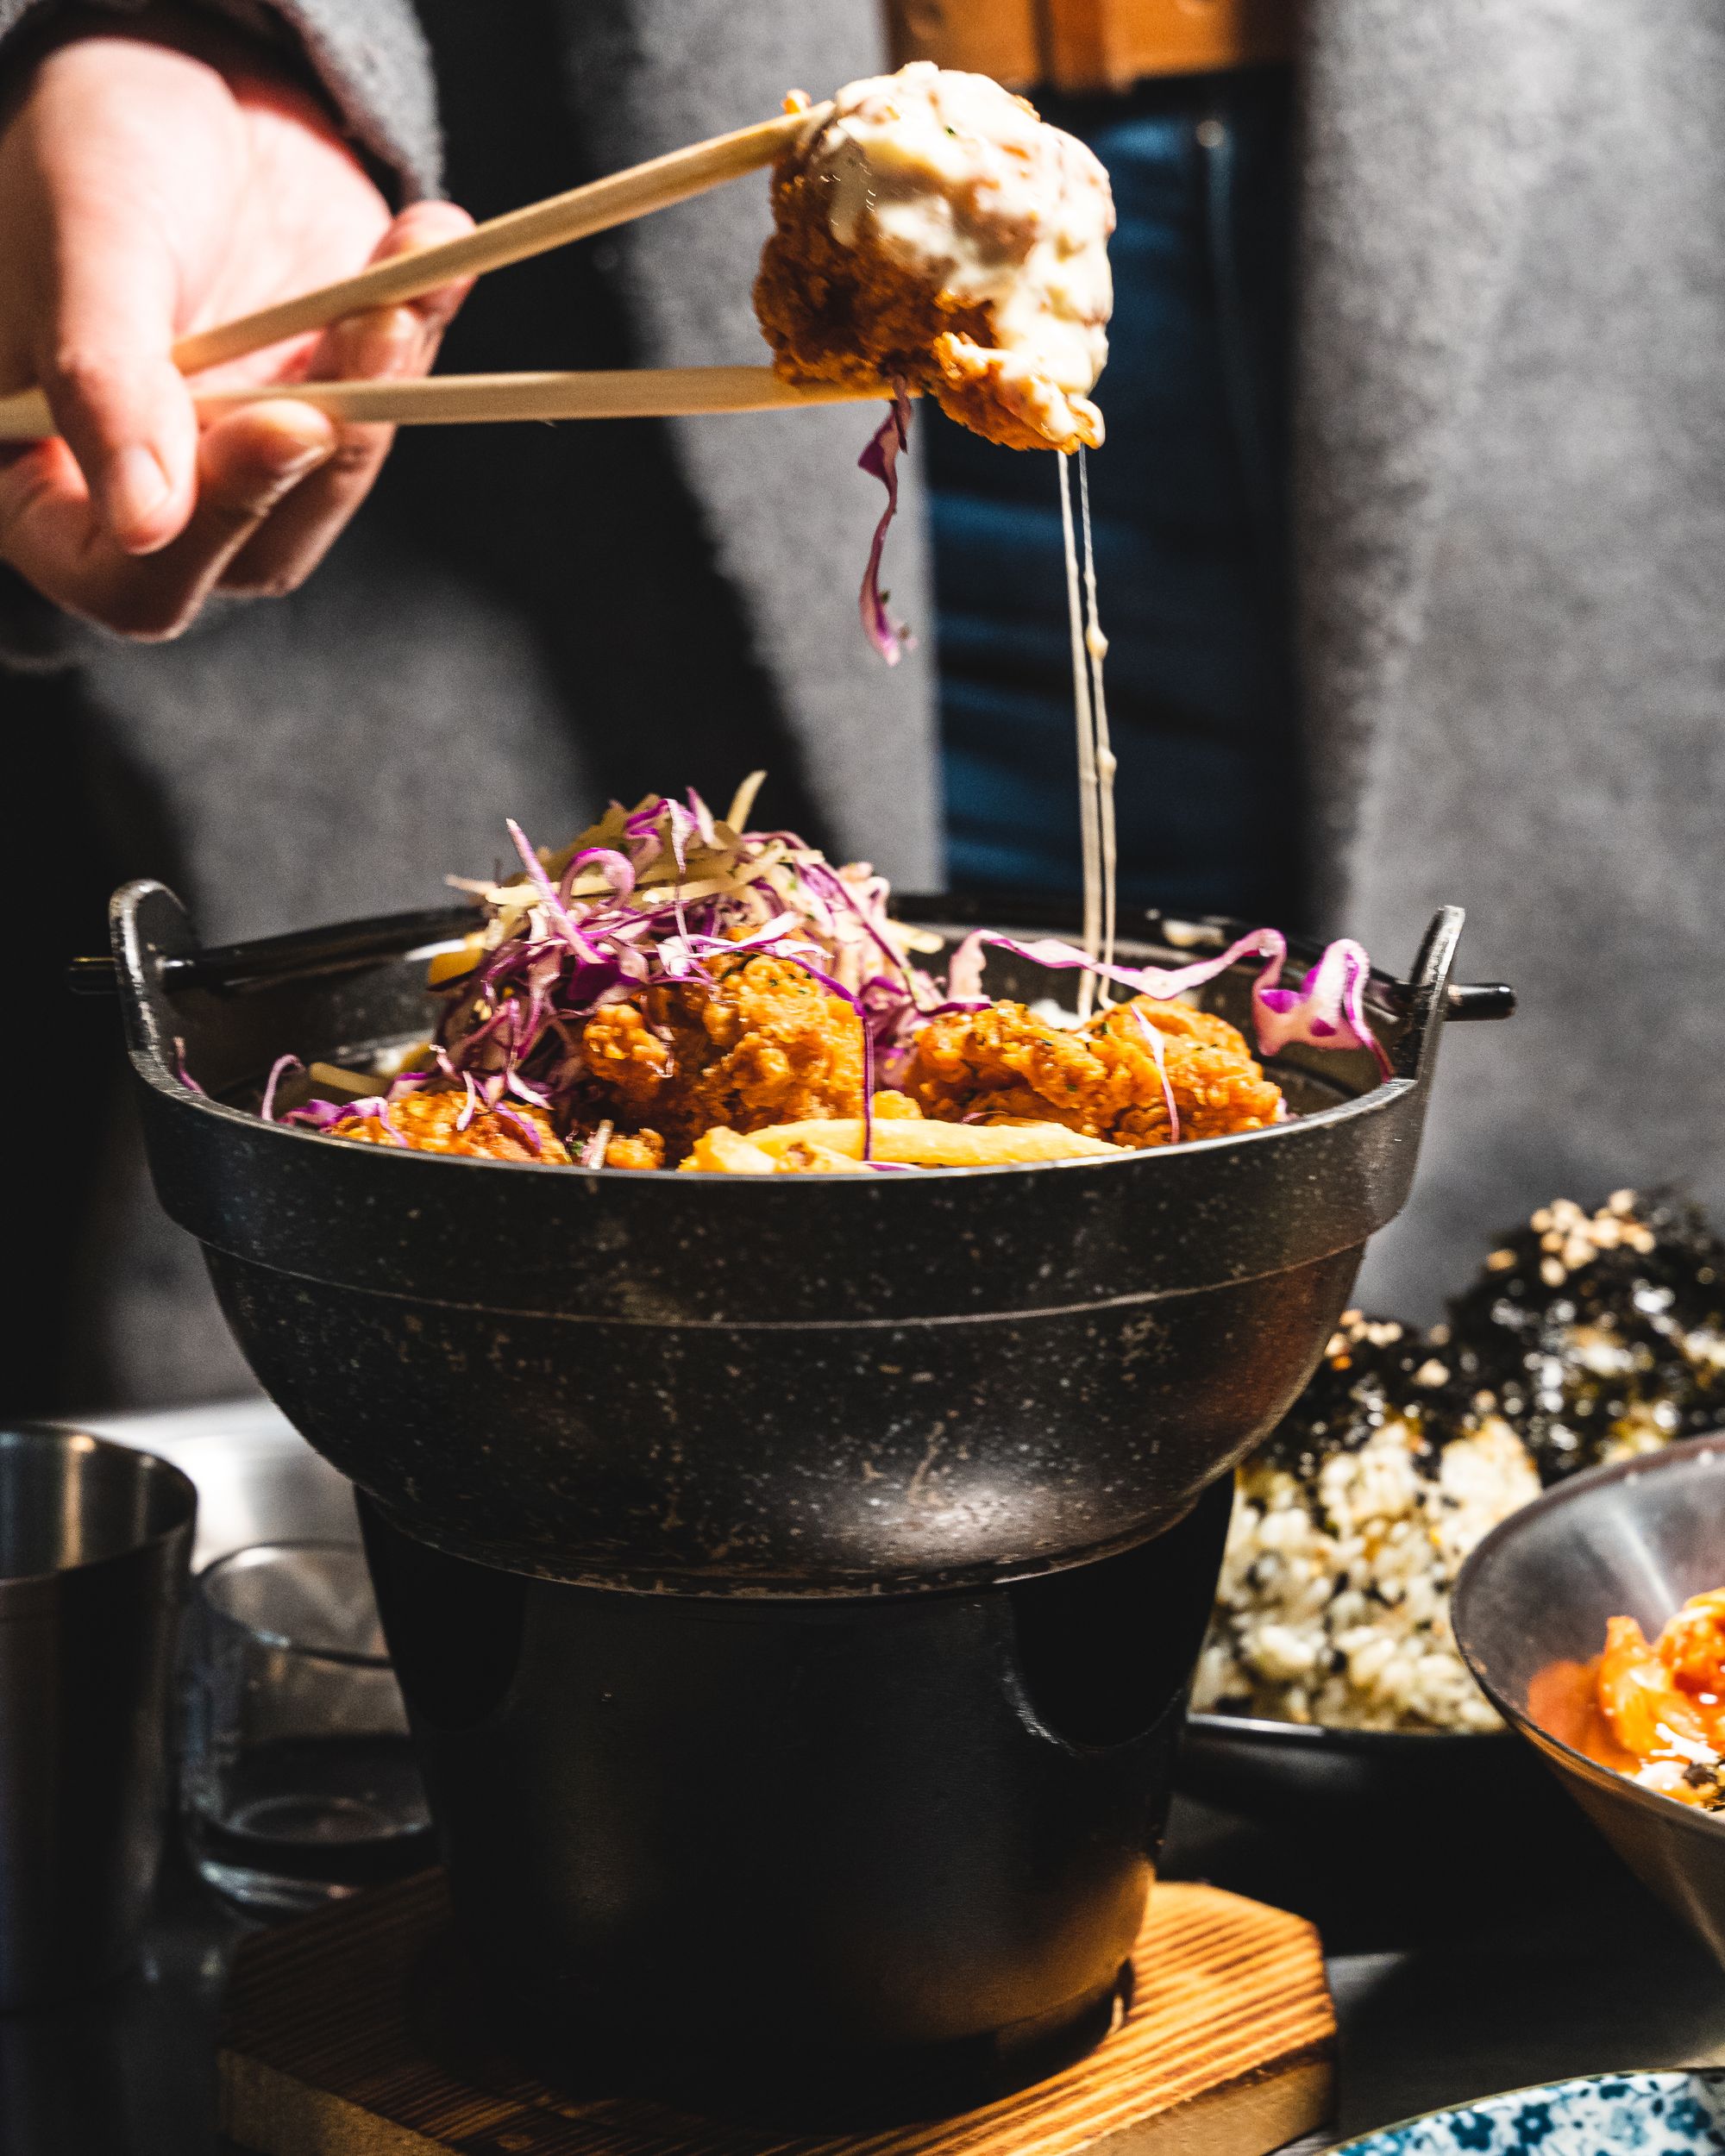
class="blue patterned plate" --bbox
[1335,2073,1725,2156]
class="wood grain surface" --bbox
[219,1872,1333,2156]
[885,0,1297,91]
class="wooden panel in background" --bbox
[219,1871,1334,2156]
[886,0,1044,88]
[1044,0,1297,91]
[887,0,1298,94]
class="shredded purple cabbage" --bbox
[242,789,948,1149]
[1254,937,1387,1073]
[259,1053,301,1124]
[172,1037,207,1097]
[1131,1006,1181,1144]
[490,1101,544,1156]
[214,787,1389,1163]
[946,926,1391,1079]
[290,1093,406,1146]
[857,385,916,666]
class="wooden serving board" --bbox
[219,1871,1334,2156]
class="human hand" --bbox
[0,9,474,638]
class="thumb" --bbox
[34,210,197,555]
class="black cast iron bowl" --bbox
[110,881,1498,1595]
[1177,1710,1539,1828]
[1171,1708,1617,1953]
[1171,1709,1611,1943]
[1453,1435,1725,1965]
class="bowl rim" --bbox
[1326,2066,1723,2153]
[158,1052,1412,1184]
[1182,1707,1515,1753]
[115,881,1441,1186]
[1452,1431,1725,1839]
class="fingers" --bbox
[380,196,479,337]
[219,198,475,597]
[32,193,198,555]
[3,191,474,629]
[0,401,334,638]
[211,304,413,599]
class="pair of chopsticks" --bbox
[0,102,885,441]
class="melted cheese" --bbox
[801,64,1114,448]
[1059,450,1114,1017]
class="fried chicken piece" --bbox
[755,66,1113,452]
[905,996,1281,1147]
[337,1091,569,1163]
[579,955,863,1164]
[600,1129,666,1172]
[580,1006,674,1106]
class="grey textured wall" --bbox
[1300,0,1725,1314]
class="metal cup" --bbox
[0,1426,197,2011]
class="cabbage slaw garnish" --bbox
[945,927,1392,1079]
[1132,1006,1180,1145]
[235,782,1389,1159]
[858,385,916,665]
[264,779,946,1163]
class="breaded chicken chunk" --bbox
[579,954,863,1163]
[906,995,1281,1147]
[598,1128,666,1172]
[337,1092,569,1163]
[755,65,1113,452]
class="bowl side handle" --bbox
[1394,904,1465,1084]
[109,880,200,1092]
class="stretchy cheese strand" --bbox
[1059,453,1103,1021]
[1079,448,1117,1005]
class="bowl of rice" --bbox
[1179,1191,1725,1822]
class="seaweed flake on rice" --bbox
[1194,1190,1725,1734]
[1192,1313,1538,1732]
[1443,1190,1725,1483]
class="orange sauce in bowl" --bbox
[1526,1656,1639,1774]
[1529,1590,1725,1807]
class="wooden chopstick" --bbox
[0,367,895,439]
[0,103,831,440]
[173,105,828,376]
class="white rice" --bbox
[1191,1413,1540,1733]
[1192,1191,1721,1735]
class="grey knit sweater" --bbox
[7,0,1725,1403]
[0,0,938,1404]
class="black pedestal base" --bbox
[360,1478,1233,2102]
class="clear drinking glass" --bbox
[180,1541,435,1912]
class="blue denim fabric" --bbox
[928,67,1297,920]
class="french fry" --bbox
[681,1127,781,1174]
[778,1142,870,1174]
[737,1118,1123,1168]
[882,1120,1122,1164]
[305,1062,391,1100]
[426,935,485,986]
